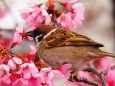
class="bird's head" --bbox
[26,25,56,43]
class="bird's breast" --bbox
[38,43,93,70]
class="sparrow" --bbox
[26,25,115,72]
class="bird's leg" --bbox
[83,64,107,86]
[68,71,99,86]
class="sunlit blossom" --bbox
[0,64,11,84]
[40,67,64,86]
[8,57,22,70]
[57,2,84,30]
[21,4,52,30]
[13,25,25,45]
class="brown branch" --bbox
[68,71,99,86]
[101,65,115,76]
[73,75,99,86]
[83,67,107,86]
[82,64,115,86]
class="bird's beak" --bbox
[25,31,34,37]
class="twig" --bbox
[101,65,115,76]
[73,75,99,86]
[83,66,107,86]
[68,70,99,86]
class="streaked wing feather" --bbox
[44,29,104,47]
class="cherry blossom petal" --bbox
[16,25,24,33]
[20,4,51,29]
[0,67,4,77]
[28,63,39,78]
[48,71,54,80]
[45,15,52,24]
[13,57,22,65]
[52,70,64,78]
[72,3,84,23]
[40,68,52,73]
[28,78,42,86]
[8,59,16,70]
[28,36,34,41]
[59,64,72,72]
[30,46,36,55]
[57,13,76,30]
[40,8,48,16]
[58,64,72,78]
[23,68,31,79]
[20,63,28,68]
[13,32,22,44]
[14,78,28,86]
[2,73,11,84]
[1,65,10,73]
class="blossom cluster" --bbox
[13,0,84,45]
[1,42,115,86]
[57,2,84,30]
[0,0,85,85]
[0,44,72,86]
[20,1,84,30]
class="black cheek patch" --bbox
[38,36,44,42]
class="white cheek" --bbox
[35,36,39,44]
[35,34,43,44]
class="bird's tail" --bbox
[98,50,115,58]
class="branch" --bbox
[68,71,99,86]
[101,65,115,76]
[83,67,107,86]
[73,75,99,86]
[82,64,115,86]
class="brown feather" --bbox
[96,50,115,58]
[44,29,104,47]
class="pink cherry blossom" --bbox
[13,25,25,45]
[29,46,36,55]
[20,4,52,30]
[13,32,22,45]
[12,62,42,86]
[13,77,42,86]
[57,13,76,30]
[98,58,111,71]
[19,63,40,79]
[9,72,22,86]
[8,57,22,70]
[25,46,37,62]
[0,64,11,84]
[40,67,64,86]
[28,77,42,86]
[71,2,84,26]
[58,64,72,78]
[105,70,115,86]
[57,2,84,30]
[95,58,115,86]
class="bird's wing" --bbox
[43,29,104,48]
